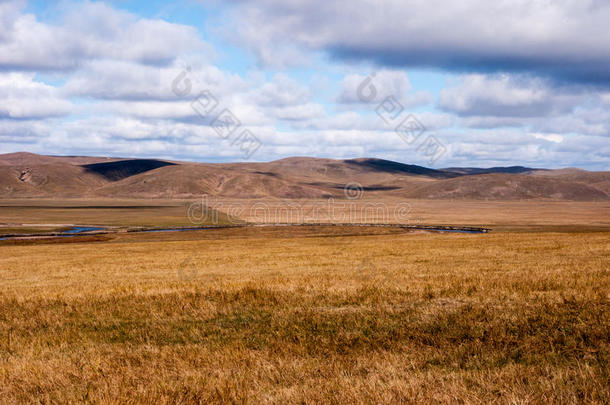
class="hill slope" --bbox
[0,152,608,201]
[402,173,608,201]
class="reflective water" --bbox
[62,226,105,234]
[0,225,488,240]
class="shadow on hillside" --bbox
[82,159,176,181]
[345,158,456,178]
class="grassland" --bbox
[0,219,609,403]
[213,197,610,232]
[0,200,235,236]
[1,198,608,231]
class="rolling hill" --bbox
[401,173,608,200]
[0,152,608,201]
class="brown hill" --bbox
[0,152,66,166]
[401,173,609,201]
[93,163,334,199]
[529,168,610,194]
[0,152,608,201]
[0,163,108,198]
[0,152,120,166]
[590,180,610,195]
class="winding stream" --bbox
[0,223,490,241]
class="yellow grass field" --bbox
[1,198,609,230]
[0,200,609,403]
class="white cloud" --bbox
[0,0,24,42]
[268,103,326,121]
[532,110,609,138]
[62,59,248,101]
[337,70,431,108]
[250,74,312,107]
[0,118,49,143]
[439,74,576,117]
[531,133,564,143]
[0,1,208,71]
[0,73,71,118]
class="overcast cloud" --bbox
[0,0,608,169]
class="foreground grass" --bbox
[0,229,608,403]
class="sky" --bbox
[0,0,609,169]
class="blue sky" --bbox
[1,0,609,169]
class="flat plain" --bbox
[0,199,609,403]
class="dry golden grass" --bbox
[0,226,608,403]
[0,199,234,231]
[2,198,609,231]
[209,197,610,231]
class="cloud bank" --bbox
[0,0,608,169]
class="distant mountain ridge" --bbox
[346,158,457,178]
[0,152,608,201]
[442,166,541,175]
